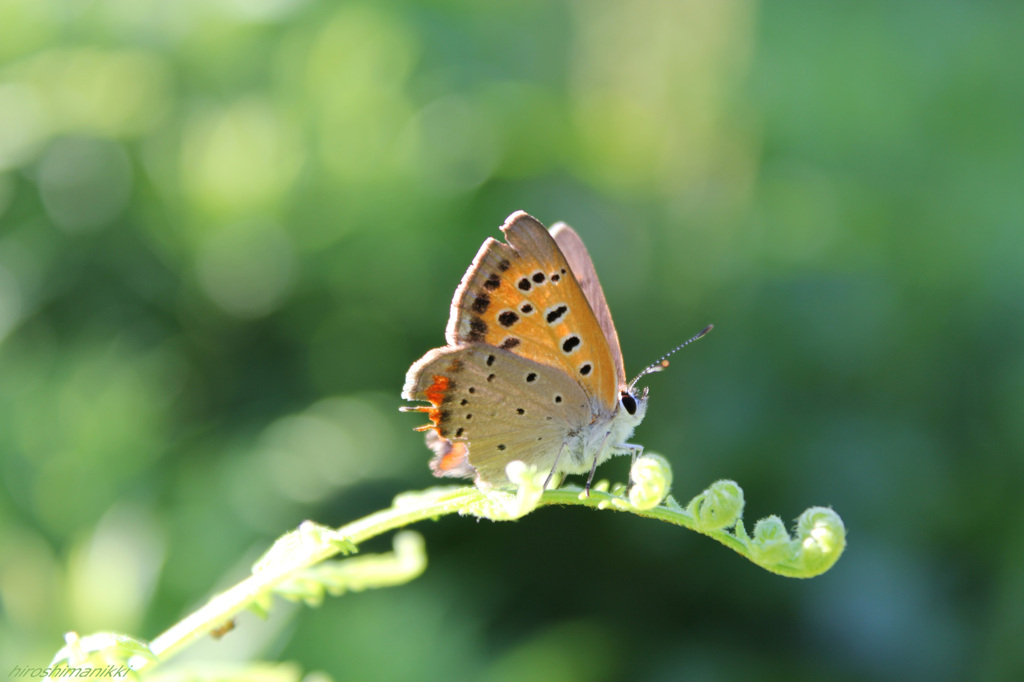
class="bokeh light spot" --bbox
[67,505,164,633]
[181,99,304,216]
[401,95,500,194]
[196,222,294,318]
[38,136,132,232]
[16,48,172,138]
[303,6,417,184]
[0,84,45,171]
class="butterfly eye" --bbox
[620,391,638,416]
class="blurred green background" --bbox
[1,1,1022,680]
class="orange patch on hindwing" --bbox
[424,375,450,404]
[436,440,469,472]
[410,374,454,433]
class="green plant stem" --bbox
[148,488,482,663]
[537,488,802,577]
[60,471,843,677]
[540,488,751,547]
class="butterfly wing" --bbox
[423,429,474,479]
[444,211,619,413]
[550,222,627,388]
[403,344,591,487]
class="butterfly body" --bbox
[564,394,648,475]
[403,211,647,489]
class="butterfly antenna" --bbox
[628,324,713,392]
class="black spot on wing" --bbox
[546,305,568,324]
[471,293,490,313]
[468,317,487,342]
[498,310,519,327]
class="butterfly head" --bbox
[618,387,648,424]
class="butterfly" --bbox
[402,211,709,491]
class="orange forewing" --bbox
[444,212,618,411]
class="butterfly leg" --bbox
[584,431,615,496]
[543,442,569,491]
[622,443,644,492]
[584,455,600,496]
